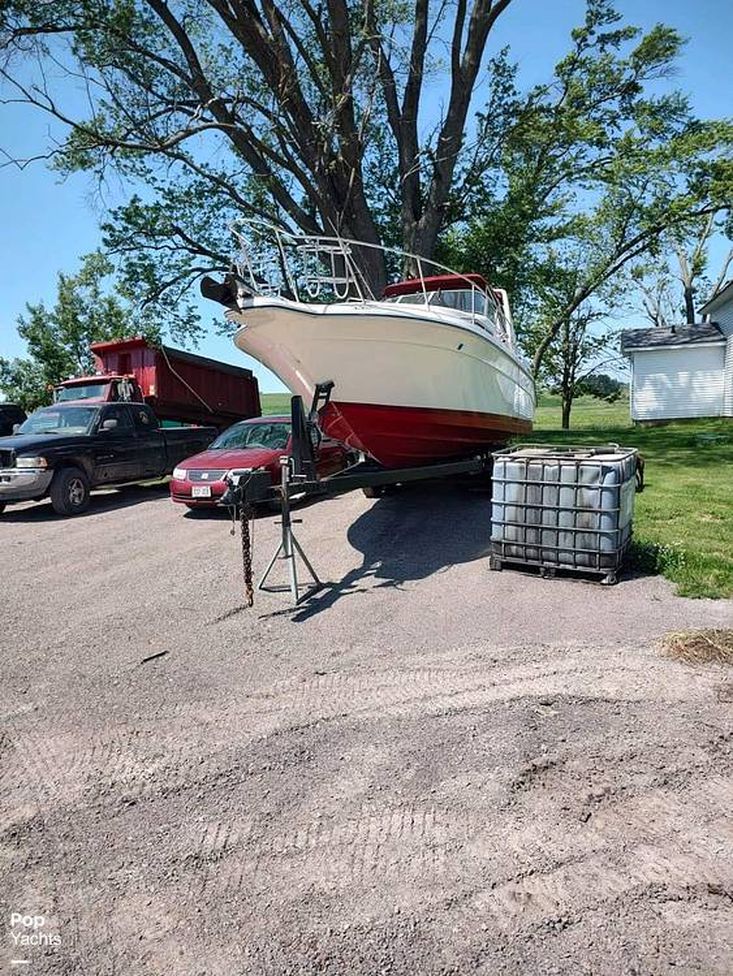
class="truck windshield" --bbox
[211,422,291,450]
[18,406,98,436]
[55,382,109,402]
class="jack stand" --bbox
[257,457,322,605]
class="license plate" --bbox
[192,485,212,498]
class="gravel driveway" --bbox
[1,481,731,975]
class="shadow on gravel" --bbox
[288,478,493,622]
[0,483,171,522]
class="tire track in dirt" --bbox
[464,775,733,933]
[173,803,462,900]
[6,725,223,812]
[175,656,665,748]
[0,726,100,976]
[471,848,731,934]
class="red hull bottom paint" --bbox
[321,401,532,468]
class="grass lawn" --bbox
[261,392,294,416]
[531,395,733,600]
[261,391,733,599]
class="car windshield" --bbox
[55,382,108,402]
[210,421,291,451]
[18,406,98,436]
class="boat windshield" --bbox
[386,288,488,317]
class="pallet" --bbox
[488,552,621,586]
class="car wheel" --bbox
[50,467,90,516]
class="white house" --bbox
[621,281,733,422]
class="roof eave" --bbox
[623,339,726,353]
[699,280,733,315]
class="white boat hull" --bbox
[230,297,535,466]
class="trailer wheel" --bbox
[489,555,502,572]
[50,467,90,516]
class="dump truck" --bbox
[54,337,260,429]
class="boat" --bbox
[200,223,535,468]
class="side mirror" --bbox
[12,423,21,434]
[101,418,118,431]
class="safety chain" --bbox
[240,500,255,607]
[228,472,256,608]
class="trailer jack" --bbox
[257,457,322,605]
[221,394,493,609]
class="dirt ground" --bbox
[1,481,732,975]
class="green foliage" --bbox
[0,252,158,410]
[528,401,733,599]
[1,0,731,350]
[2,0,511,303]
[441,0,733,374]
[577,372,623,401]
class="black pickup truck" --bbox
[0,402,216,516]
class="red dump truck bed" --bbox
[88,337,260,428]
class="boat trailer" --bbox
[220,394,492,606]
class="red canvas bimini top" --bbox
[383,273,489,298]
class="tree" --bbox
[524,262,624,429]
[440,1,733,376]
[544,312,623,429]
[631,215,733,327]
[579,373,624,401]
[0,0,515,300]
[0,252,156,410]
[2,0,731,358]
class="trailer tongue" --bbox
[55,336,261,429]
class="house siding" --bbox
[630,346,725,421]
[711,295,733,416]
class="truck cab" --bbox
[54,375,144,404]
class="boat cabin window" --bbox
[389,288,487,316]
[384,284,512,343]
[434,289,487,316]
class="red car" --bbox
[170,415,352,509]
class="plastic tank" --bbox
[490,445,638,583]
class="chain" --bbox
[240,500,254,607]
[227,472,256,607]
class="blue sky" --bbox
[1,0,731,392]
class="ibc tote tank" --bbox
[490,445,638,584]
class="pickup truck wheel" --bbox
[50,467,90,516]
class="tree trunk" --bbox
[561,395,572,430]
[683,284,696,325]
[560,317,574,430]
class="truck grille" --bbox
[0,450,15,469]
[187,469,227,482]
